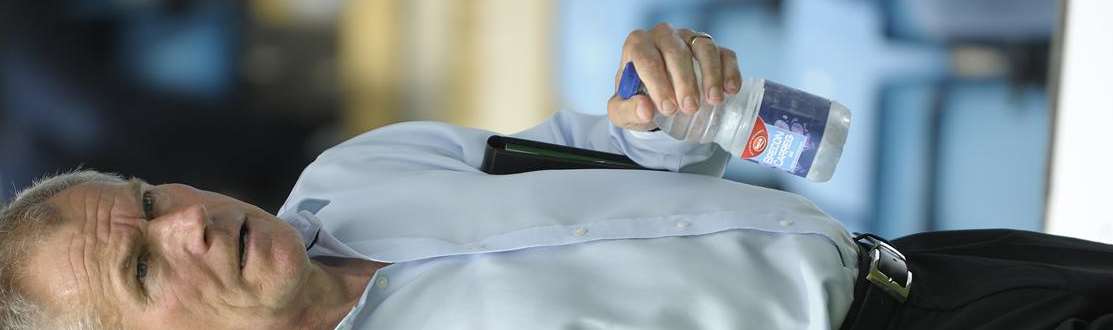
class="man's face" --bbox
[23,180,314,329]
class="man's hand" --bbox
[608,23,742,131]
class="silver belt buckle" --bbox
[863,237,912,302]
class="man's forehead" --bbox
[28,181,137,321]
[23,223,80,303]
[52,180,133,201]
[49,181,142,219]
[24,225,123,327]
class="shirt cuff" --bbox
[611,122,725,174]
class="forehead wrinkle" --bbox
[65,222,128,327]
[64,230,85,288]
[95,184,115,244]
[72,185,100,289]
[111,183,147,231]
[47,187,89,300]
[42,183,119,323]
[62,222,103,321]
[79,184,115,318]
[79,183,101,251]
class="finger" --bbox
[607,93,657,131]
[720,48,742,95]
[622,28,679,116]
[677,29,724,105]
[651,23,701,114]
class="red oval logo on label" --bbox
[741,118,768,159]
[751,136,767,152]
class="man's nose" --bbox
[149,204,213,256]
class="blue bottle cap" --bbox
[617,61,644,100]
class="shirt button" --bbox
[573,227,589,236]
[376,276,390,289]
[779,219,794,227]
[675,221,690,229]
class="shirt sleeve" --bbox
[510,110,730,176]
[278,110,729,216]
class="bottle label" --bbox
[740,81,831,177]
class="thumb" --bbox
[607,94,658,131]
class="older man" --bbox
[4,24,1113,330]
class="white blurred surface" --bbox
[1046,0,1113,243]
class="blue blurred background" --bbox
[0,0,1057,238]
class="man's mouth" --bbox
[238,218,249,270]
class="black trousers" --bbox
[842,229,1113,330]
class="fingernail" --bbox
[683,96,698,113]
[709,89,724,104]
[636,103,651,122]
[662,100,677,115]
[725,80,739,94]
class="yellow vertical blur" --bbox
[340,0,403,137]
[340,0,555,137]
[455,0,555,133]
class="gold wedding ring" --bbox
[688,32,713,48]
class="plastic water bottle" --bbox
[617,61,851,182]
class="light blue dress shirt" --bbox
[276,110,860,330]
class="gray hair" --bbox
[0,170,125,330]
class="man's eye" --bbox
[142,191,155,219]
[137,252,150,283]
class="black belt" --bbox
[839,233,913,330]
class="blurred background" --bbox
[0,0,1071,237]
